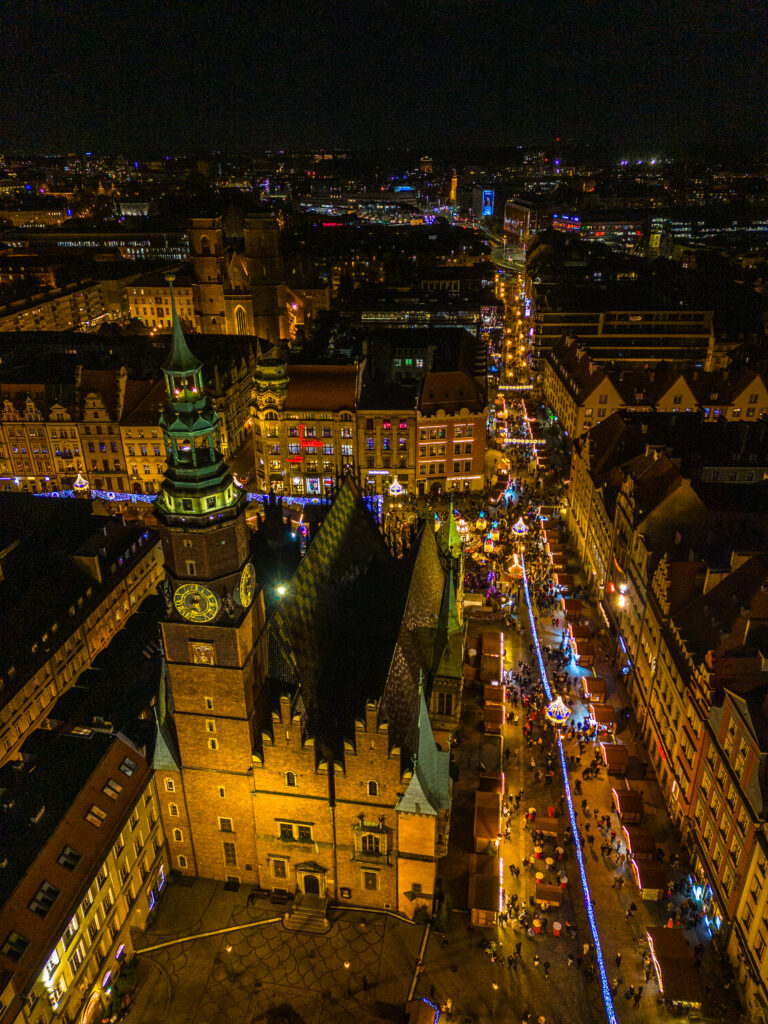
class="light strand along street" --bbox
[521,548,619,1024]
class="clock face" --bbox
[236,563,256,608]
[173,583,221,623]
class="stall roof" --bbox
[535,881,563,906]
[647,927,704,1005]
[623,825,655,858]
[613,788,644,815]
[563,598,583,614]
[601,742,629,766]
[474,791,501,841]
[536,817,560,837]
[571,624,592,640]
[484,705,505,728]
[469,853,500,912]
[478,773,503,793]
[591,704,616,727]
[632,860,670,892]
[585,676,608,697]
[484,683,505,704]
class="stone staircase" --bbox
[282,893,331,934]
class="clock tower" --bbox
[155,277,266,882]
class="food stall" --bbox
[554,571,574,591]
[469,853,500,927]
[484,683,505,705]
[631,860,669,900]
[563,598,583,620]
[612,786,644,824]
[473,790,501,853]
[646,927,704,1009]
[600,742,628,776]
[583,675,607,704]
[622,825,656,862]
[589,704,616,734]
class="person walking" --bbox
[543,960,550,978]
[633,987,643,1007]
[615,952,622,968]
[533,954,540,969]
[567,953,574,967]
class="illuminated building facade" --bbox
[251,359,360,496]
[416,371,487,496]
[0,734,166,1024]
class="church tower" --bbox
[189,216,227,333]
[154,277,266,882]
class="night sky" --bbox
[1,0,766,155]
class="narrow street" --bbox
[420,266,743,1023]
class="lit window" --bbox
[86,804,108,828]
[173,828,183,842]
[103,778,123,800]
[165,778,175,792]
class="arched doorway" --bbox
[234,305,248,335]
[303,874,320,896]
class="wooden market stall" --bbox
[484,683,505,705]
[554,572,574,591]
[535,816,561,840]
[612,786,644,824]
[646,927,704,1008]
[600,742,629,776]
[563,598,583,620]
[631,860,669,900]
[589,704,616,733]
[473,791,501,853]
[583,675,607,703]
[622,825,656,862]
[468,853,500,927]
[574,639,595,667]
[534,881,563,908]
[483,703,505,734]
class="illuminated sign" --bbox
[482,190,495,217]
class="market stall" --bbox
[473,790,501,852]
[534,881,563,908]
[576,639,596,667]
[468,853,500,927]
[631,859,669,900]
[535,816,561,840]
[612,786,644,824]
[483,703,505,734]
[589,704,616,734]
[622,825,656,862]
[484,683,505,705]
[646,927,704,1008]
[563,598,583,620]
[583,675,608,704]
[600,742,629,776]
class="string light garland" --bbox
[521,550,618,1024]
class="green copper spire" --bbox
[155,275,244,526]
[163,274,202,374]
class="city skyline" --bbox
[1,0,767,155]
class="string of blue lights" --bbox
[34,488,384,511]
[520,549,619,1024]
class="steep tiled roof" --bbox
[266,476,409,754]
[284,364,359,411]
[419,370,484,414]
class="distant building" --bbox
[417,371,486,496]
